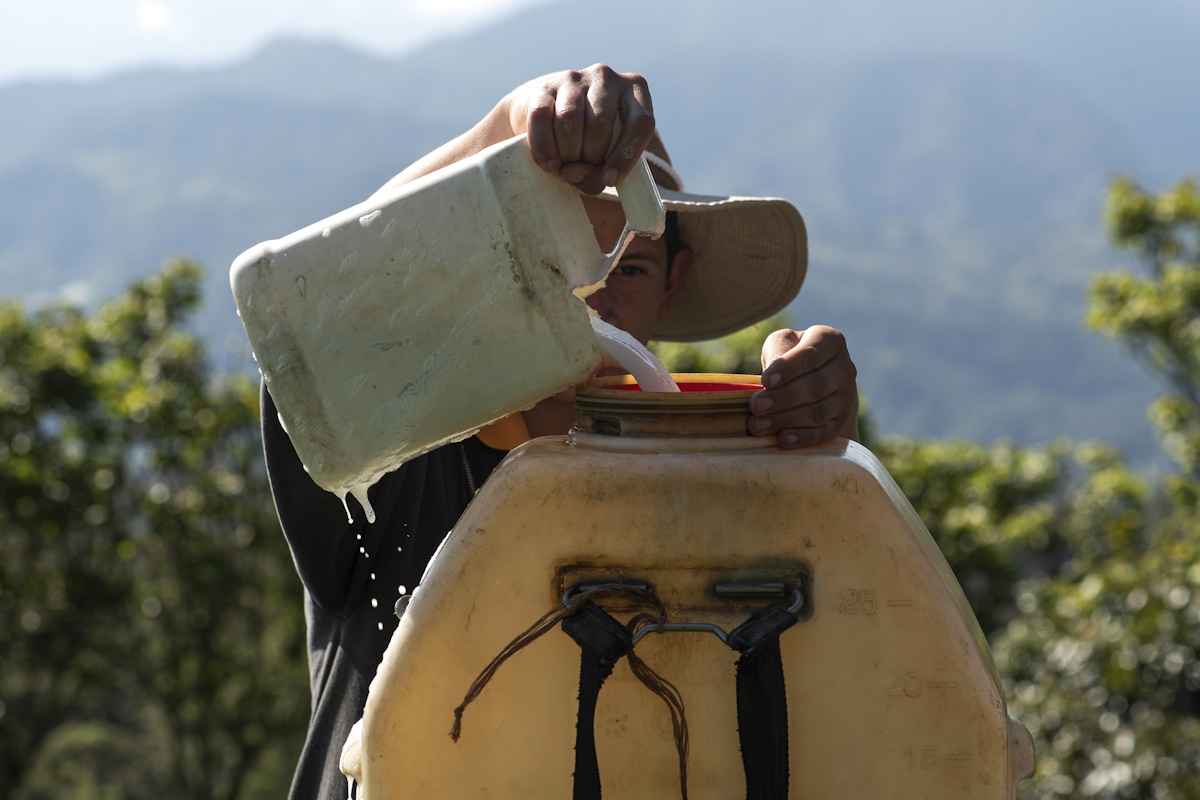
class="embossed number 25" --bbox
[839,589,877,614]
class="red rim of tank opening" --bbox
[609,381,762,393]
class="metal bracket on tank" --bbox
[561,582,804,646]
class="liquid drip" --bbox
[338,486,377,525]
[350,485,376,523]
[589,316,680,393]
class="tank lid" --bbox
[574,373,761,437]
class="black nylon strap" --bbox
[728,604,798,800]
[562,602,634,800]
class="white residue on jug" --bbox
[345,373,369,398]
[589,316,680,393]
[381,217,402,241]
[309,274,376,338]
[359,210,382,227]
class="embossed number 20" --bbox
[886,672,923,697]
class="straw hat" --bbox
[604,132,808,343]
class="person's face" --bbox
[581,195,692,345]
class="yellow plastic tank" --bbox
[349,375,1035,798]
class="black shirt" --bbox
[261,383,508,800]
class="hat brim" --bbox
[601,187,807,343]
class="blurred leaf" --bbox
[1,260,307,800]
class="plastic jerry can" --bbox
[346,375,1036,798]
[229,136,665,513]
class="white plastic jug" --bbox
[230,136,666,516]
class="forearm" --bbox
[371,100,515,197]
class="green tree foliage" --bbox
[17,720,171,800]
[873,437,1073,634]
[992,176,1200,799]
[1089,176,1200,478]
[0,261,307,799]
[995,526,1200,798]
[872,437,1152,638]
[650,315,786,376]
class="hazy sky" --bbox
[0,0,557,87]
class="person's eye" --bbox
[615,263,649,278]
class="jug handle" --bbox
[584,155,667,287]
[615,155,666,240]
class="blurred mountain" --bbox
[1,0,1195,465]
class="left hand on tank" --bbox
[749,326,860,447]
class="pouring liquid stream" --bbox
[588,315,680,393]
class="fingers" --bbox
[603,75,653,187]
[524,85,561,173]
[514,65,653,194]
[749,326,860,448]
[748,381,859,447]
[554,71,587,164]
[759,326,845,386]
[580,79,616,166]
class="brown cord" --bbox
[626,614,690,800]
[449,584,660,741]
[448,584,690,798]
